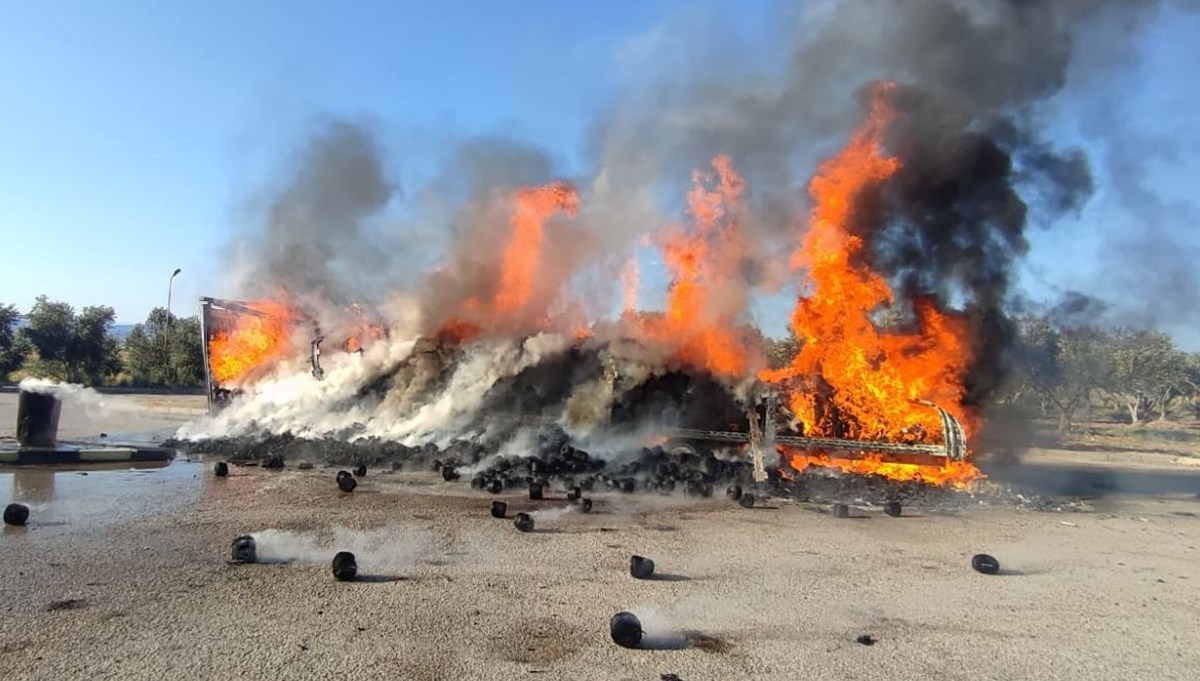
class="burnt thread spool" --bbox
[514,513,535,533]
[738,493,756,509]
[971,553,1001,575]
[491,501,507,518]
[726,485,743,501]
[264,455,284,469]
[337,474,357,493]
[629,555,655,580]
[619,478,636,494]
[441,467,460,482]
[566,486,582,502]
[354,464,367,477]
[528,482,544,501]
[832,503,850,518]
[471,477,486,491]
[332,551,358,581]
[4,503,30,527]
[609,612,643,648]
[214,462,229,477]
[231,535,257,563]
[487,479,503,494]
[883,501,902,517]
[576,498,593,513]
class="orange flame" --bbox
[208,301,296,384]
[633,155,759,377]
[493,182,579,314]
[785,450,984,489]
[760,82,981,482]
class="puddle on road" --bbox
[1,456,205,533]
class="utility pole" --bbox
[164,268,181,383]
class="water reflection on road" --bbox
[1,459,204,534]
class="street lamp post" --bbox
[164,268,182,382]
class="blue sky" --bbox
[1,1,1197,344]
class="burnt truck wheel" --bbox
[337,474,358,493]
[231,535,257,563]
[971,553,1001,575]
[610,612,643,649]
[629,555,655,580]
[4,503,30,527]
[213,462,229,478]
[883,501,902,517]
[514,513,535,533]
[491,501,507,518]
[332,551,358,581]
[738,493,756,509]
[726,485,742,501]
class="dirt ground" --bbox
[2,393,1199,680]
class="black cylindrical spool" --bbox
[726,485,742,501]
[629,555,655,580]
[15,390,61,448]
[971,553,1001,575]
[488,479,503,494]
[883,501,902,517]
[514,512,535,533]
[491,501,507,518]
[332,551,358,581]
[738,493,756,509]
[609,612,643,648]
[528,481,544,500]
[214,462,229,477]
[4,503,30,527]
[337,474,358,493]
[231,535,257,563]
[354,464,367,477]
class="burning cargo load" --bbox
[175,79,1074,494]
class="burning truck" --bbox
[179,82,1029,493]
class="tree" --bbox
[124,307,205,386]
[1102,327,1187,424]
[18,295,122,384]
[1012,315,1108,433]
[0,303,31,380]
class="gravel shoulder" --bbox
[2,464,1198,681]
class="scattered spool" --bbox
[629,555,656,580]
[971,553,1001,575]
[471,476,487,491]
[487,480,503,495]
[528,481,544,501]
[609,612,644,649]
[354,464,367,477]
[883,501,902,517]
[576,498,593,513]
[619,478,636,494]
[230,535,257,563]
[832,503,850,519]
[738,493,756,509]
[726,485,742,501]
[491,501,507,519]
[566,486,582,502]
[337,472,358,493]
[213,462,229,478]
[441,466,460,482]
[332,551,358,581]
[264,455,284,469]
[4,503,30,527]
[514,512,535,533]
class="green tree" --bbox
[0,303,31,380]
[1013,316,1109,433]
[124,307,205,386]
[19,295,122,384]
[1102,327,1187,424]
